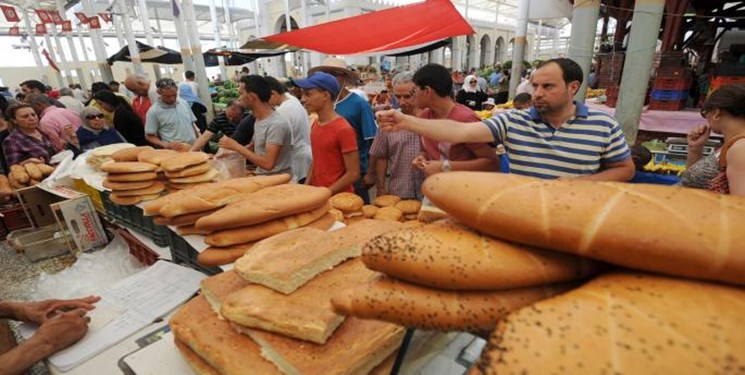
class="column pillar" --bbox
[567,0,601,102]
[182,0,214,120]
[171,0,195,72]
[81,0,113,82]
[137,0,162,79]
[509,0,529,97]
[116,0,144,75]
[43,33,66,87]
[208,0,228,80]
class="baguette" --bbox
[152,208,219,227]
[471,272,745,375]
[362,219,600,290]
[422,172,745,286]
[176,225,210,236]
[204,203,330,246]
[106,171,157,182]
[9,165,29,184]
[0,176,13,197]
[23,163,43,180]
[195,184,332,232]
[332,275,574,332]
[198,243,255,267]
[146,174,291,217]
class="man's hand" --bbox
[421,160,443,177]
[218,136,241,152]
[375,109,408,131]
[411,155,428,170]
[687,124,710,149]
[362,173,376,189]
[18,296,99,324]
[32,309,91,354]
[62,124,77,141]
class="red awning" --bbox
[259,0,474,55]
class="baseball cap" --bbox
[291,72,340,98]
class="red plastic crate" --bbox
[656,66,691,79]
[605,97,618,108]
[648,100,687,111]
[653,77,692,91]
[709,76,745,92]
[115,227,159,266]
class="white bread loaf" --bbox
[471,272,745,375]
[423,172,745,286]
[169,296,281,375]
[195,184,332,232]
[200,271,250,314]
[173,339,220,375]
[332,275,574,332]
[221,259,378,344]
[144,174,291,217]
[363,219,599,290]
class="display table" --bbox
[585,100,705,135]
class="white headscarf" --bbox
[461,75,478,93]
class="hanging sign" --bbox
[74,12,89,24]
[35,23,47,35]
[9,26,20,36]
[50,11,64,25]
[35,9,52,24]
[88,16,101,29]
[1,5,20,22]
[62,20,72,32]
[98,12,111,23]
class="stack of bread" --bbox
[340,172,745,374]
[5,162,55,190]
[101,161,163,206]
[160,152,220,192]
[346,194,423,224]
[86,143,135,169]
[171,220,407,375]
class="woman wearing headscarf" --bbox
[456,75,488,111]
[70,106,126,153]
[178,84,207,133]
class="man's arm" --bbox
[189,130,215,152]
[305,163,314,185]
[145,134,169,149]
[575,158,635,182]
[376,110,495,144]
[219,136,282,171]
[328,151,361,194]
[375,157,389,196]
[363,156,378,189]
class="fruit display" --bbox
[586,88,606,98]
[643,159,686,176]
[214,80,240,104]
[495,100,514,110]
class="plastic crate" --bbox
[168,229,222,275]
[653,77,692,91]
[709,76,745,92]
[656,66,690,79]
[630,171,681,185]
[100,191,170,247]
[648,100,687,111]
[604,97,618,108]
[0,204,33,240]
[650,89,688,101]
[72,179,104,213]
[114,227,160,266]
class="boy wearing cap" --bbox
[293,72,360,194]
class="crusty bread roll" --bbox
[137,149,178,165]
[106,171,157,182]
[197,243,255,267]
[9,165,30,184]
[170,296,282,375]
[422,172,745,286]
[204,203,330,246]
[152,208,219,227]
[472,272,745,375]
[168,169,218,184]
[174,339,220,375]
[222,259,378,344]
[101,161,158,173]
[0,176,13,198]
[374,206,403,221]
[102,179,155,191]
[244,317,404,375]
[36,164,55,177]
[362,219,599,290]
[112,181,165,197]
[328,208,344,222]
[23,163,43,180]
[161,152,210,172]
[195,184,332,232]
[373,194,401,207]
[112,146,154,162]
[165,161,211,178]
[394,199,421,214]
[361,205,379,218]
[145,174,291,217]
[329,192,364,213]
[235,219,402,294]
[332,275,574,332]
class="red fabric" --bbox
[132,96,152,124]
[419,104,483,161]
[310,117,358,192]
[1,5,20,22]
[263,0,474,55]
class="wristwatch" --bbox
[441,159,452,172]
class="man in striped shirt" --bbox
[376,58,634,181]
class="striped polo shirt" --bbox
[482,102,631,179]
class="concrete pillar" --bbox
[171,0,195,72]
[76,27,97,82]
[509,0,529,98]
[469,36,479,70]
[22,9,46,73]
[616,0,665,145]
[57,0,87,89]
[208,0,228,81]
[137,0,162,79]
[49,15,73,86]
[81,0,113,82]
[182,0,214,120]
[116,0,144,75]
[43,33,66,87]
[112,13,127,49]
[567,0,600,102]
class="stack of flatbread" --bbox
[160,152,219,192]
[101,161,163,205]
[86,143,135,169]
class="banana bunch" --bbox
[495,100,514,110]
[586,89,606,98]
[643,160,686,176]
[475,110,494,120]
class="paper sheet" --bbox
[20,261,205,372]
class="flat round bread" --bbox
[361,205,379,218]
[374,194,402,207]
[161,152,210,172]
[374,206,403,222]
[167,182,211,190]
[395,200,422,214]
[106,171,157,182]
[109,193,142,206]
[112,146,154,162]
[137,149,179,165]
[139,193,162,202]
[91,143,134,157]
[164,161,211,178]
[114,181,166,197]
[168,169,218,184]
[103,179,155,191]
[329,192,364,213]
[101,162,158,173]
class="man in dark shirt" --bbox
[190,100,246,153]
[229,112,256,146]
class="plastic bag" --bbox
[29,230,146,300]
[212,150,246,180]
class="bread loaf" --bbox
[195,184,332,232]
[362,205,378,218]
[109,194,142,206]
[146,174,291,217]
[197,243,255,267]
[373,195,401,207]
[102,179,155,191]
[165,161,211,178]
[0,176,13,198]
[422,172,745,286]
[329,192,364,213]
[471,272,745,375]
[200,271,250,314]
[112,146,154,162]
[112,181,165,197]
[305,213,336,231]
[332,275,574,332]
[137,149,178,165]
[374,206,403,221]
[221,259,378,344]
[23,163,43,180]
[173,339,220,375]
[362,219,599,290]
[161,152,209,172]
[394,199,421,214]
[7,175,24,190]
[106,171,157,182]
[176,225,210,236]
[204,203,330,246]
[152,208,219,227]
[9,165,29,184]
[101,161,158,173]
[168,169,218,184]
[170,296,282,375]
[235,220,402,294]
[36,164,55,177]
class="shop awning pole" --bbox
[567,0,600,103]
[116,0,144,75]
[509,0,529,98]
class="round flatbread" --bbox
[106,171,158,182]
[109,193,141,206]
[168,169,218,184]
[164,161,211,178]
[138,149,179,166]
[374,206,403,222]
[395,199,422,214]
[113,181,166,197]
[362,205,379,218]
[103,179,155,191]
[101,162,158,173]
[161,152,210,172]
[112,146,154,162]
[139,193,163,202]
[374,194,402,207]
[329,192,364,213]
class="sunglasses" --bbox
[86,114,105,120]
[156,79,177,88]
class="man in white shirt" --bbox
[57,88,84,114]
